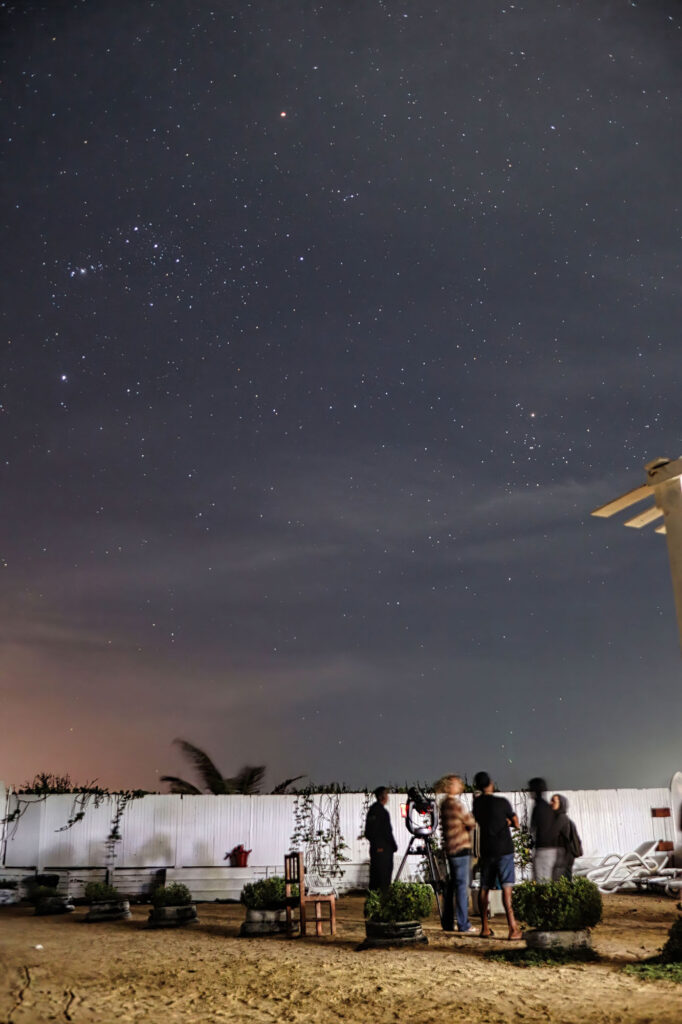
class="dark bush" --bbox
[0,879,18,890]
[151,882,193,908]
[512,877,602,931]
[364,881,434,922]
[84,882,120,903]
[33,874,60,889]
[240,876,293,909]
[661,917,682,963]
[26,885,61,905]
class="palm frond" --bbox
[172,738,228,794]
[227,764,266,795]
[159,775,202,795]
[271,774,306,794]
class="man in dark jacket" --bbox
[529,777,560,882]
[364,786,398,891]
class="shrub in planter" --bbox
[365,881,434,923]
[512,877,602,950]
[84,882,120,903]
[239,877,293,936]
[241,877,295,910]
[28,884,75,916]
[360,882,434,949]
[151,882,193,908]
[83,881,131,922]
[148,883,197,928]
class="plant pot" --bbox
[240,907,289,936]
[525,929,592,951]
[0,888,20,906]
[358,920,428,950]
[85,899,132,922]
[147,905,198,928]
[35,896,75,916]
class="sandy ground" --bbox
[0,894,680,1024]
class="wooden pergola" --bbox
[592,456,682,649]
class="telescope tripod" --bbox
[394,835,445,926]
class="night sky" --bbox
[2,0,681,794]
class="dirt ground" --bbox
[0,893,680,1024]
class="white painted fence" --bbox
[2,784,679,869]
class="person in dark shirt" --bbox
[472,771,522,940]
[528,777,559,882]
[364,786,398,891]
[551,793,581,880]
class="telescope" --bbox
[404,786,439,838]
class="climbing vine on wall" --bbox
[289,788,350,879]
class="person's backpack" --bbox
[567,819,583,859]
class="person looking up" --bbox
[437,774,476,934]
[364,786,397,891]
[528,777,559,882]
[472,771,522,941]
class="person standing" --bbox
[528,777,559,882]
[364,786,397,891]
[551,794,582,880]
[472,771,522,940]
[438,774,476,934]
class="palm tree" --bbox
[160,739,303,795]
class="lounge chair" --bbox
[582,841,670,892]
[642,869,682,898]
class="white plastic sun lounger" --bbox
[642,870,682,898]
[583,842,670,893]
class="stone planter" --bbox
[0,888,20,906]
[240,907,289,937]
[85,899,132,922]
[525,928,592,951]
[147,904,198,928]
[35,896,75,916]
[358,920,428,950]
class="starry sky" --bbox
[1,0,681,794]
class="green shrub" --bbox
[240,876,294,909]
[84,882,120,903]
[624,962,682,984]
[151,882,192,908]
[364,881,434,922]
[660,917,682,964]
[512,877,602,931]
[488,947,600,967]
[26,885,61,905]
[0,879,18,890]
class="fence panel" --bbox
[1,785,676,872]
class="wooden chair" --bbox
[284,852,336,937]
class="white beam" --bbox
[623,505,664,529]
[591,485,651,518]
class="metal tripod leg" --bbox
[394,836,417,881]
[424,842,444,926]
[394,837,445,927]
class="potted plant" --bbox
[240,876,292,936]
[27,875,75,916]
[512,877,602,950]
[83,881,131,922]
[359,881,434,949]
[0,879,20,905]
[228,844,252,867]
[147,882,198,928]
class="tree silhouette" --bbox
[160,739,303,795]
